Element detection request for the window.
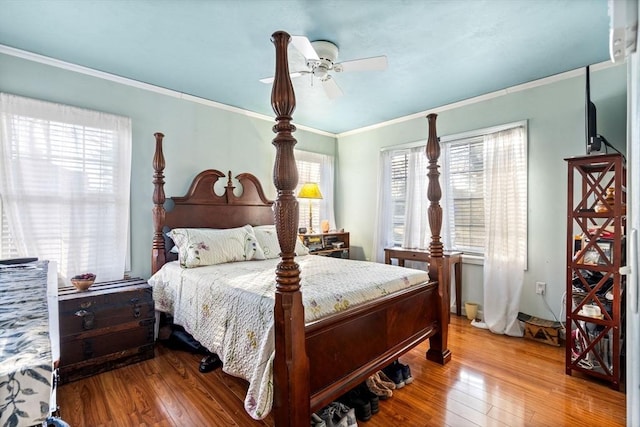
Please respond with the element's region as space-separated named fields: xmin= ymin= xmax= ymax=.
xmin=380 ymin=145 xmax=428 ymax=251
xmin=379 ymin=122 xmax=526 ymax=258
xmin=445 ymin=136 xmax=485 ymax=254
xmin=390 ymin=151 xmax=409 ymax=245
xmin=295 ymin=150 xmax=336 ymax=234
xmin=296 ymin=155 xmax=322 ymax=232
xmin=0 ymin=93 xmax=132 ymax=282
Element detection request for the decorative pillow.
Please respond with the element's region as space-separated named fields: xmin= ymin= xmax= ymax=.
xmin=170 ymin=225 xmax=265 ymax=268
xmin=254 ymin=225 xmax=310 ymax=259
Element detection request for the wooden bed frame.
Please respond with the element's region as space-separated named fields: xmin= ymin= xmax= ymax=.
xmin=151 ymin=30 xmax=450 ymax=427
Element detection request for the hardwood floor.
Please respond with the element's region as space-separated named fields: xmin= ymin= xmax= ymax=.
xmin=57 ymin=315 xmax=626 ymax=426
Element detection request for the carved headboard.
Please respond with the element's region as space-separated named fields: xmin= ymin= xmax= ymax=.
xmin=151 ymin=133 xmax=274 ymax=273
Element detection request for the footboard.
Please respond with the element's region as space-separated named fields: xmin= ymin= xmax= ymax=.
xmin=306 ymin=280 xmax=440 ymax=411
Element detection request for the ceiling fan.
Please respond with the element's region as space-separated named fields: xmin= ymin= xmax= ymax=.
xmin=260 ymin=36 xmax=388 ymax=99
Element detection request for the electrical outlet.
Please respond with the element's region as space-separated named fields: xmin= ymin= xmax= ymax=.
xmin=535 ymin=281 xmax=546 ymax=295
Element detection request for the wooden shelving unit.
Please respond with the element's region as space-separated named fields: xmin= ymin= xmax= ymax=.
xmin=565 ymin=153 xmax=626 ymax=390
xmin=299 ymin=231 xmax=349 ymax=258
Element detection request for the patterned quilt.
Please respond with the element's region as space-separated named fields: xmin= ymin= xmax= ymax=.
xmin=0 ymin=261 xmax=54 ymax=427
xmin=148 ymin=255 xmax=429 ymax=420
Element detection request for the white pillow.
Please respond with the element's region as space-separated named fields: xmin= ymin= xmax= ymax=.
xmin=170 ymin=225 xmax=265 ymax=268
xmin=254 ymin=225 xmax=309 ymax=259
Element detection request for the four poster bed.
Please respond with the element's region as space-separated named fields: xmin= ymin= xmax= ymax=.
xmin=148 ymin=31 xmax=450 ymax=426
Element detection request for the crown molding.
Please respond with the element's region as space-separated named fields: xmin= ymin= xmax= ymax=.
xmin=337 ymin=60 xmax=620 ymax=138
xmin=0 ymin=44 xmax=335 ymax=138
xmin=0 ymin=43 xmax=618 ymax=140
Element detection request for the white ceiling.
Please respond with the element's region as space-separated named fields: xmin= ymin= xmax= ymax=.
xmin=0 ymin=0 xmax=610 ymax=134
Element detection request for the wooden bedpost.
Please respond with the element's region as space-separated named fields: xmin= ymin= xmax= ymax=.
xmin=269 ymin=31 xmax=310 ymax=426
xmin=424 ymin=114 xmax=452 ymax=365
xmin=151 ymin=132 xmax=167 ymax=275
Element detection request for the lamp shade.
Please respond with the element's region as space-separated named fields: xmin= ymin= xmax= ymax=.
xmin=297 ymin=182 xmax=323 ymax=200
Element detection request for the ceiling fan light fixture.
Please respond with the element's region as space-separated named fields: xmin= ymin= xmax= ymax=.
xmin=260 ymin=35 xmax=386 ymax=99
xmin=313 ymin=65 xmax=329 ymax=80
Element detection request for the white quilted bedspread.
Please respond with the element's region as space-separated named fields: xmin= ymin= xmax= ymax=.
xmin=148 ymin=255 xmax=429 ymax=419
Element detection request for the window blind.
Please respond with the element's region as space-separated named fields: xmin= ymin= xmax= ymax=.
xmin=446 ymin=136 xmax=485 ymax=254
xmin=296 ymin=157 xmax=322 ymax=232
xmin=0 ymin=93 xmax=131 ymax=281
xmin=390 ymin=150 xmax=409 ymax=245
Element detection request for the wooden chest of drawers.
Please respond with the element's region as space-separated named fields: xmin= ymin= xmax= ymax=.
xmin=58 ymin=278 xmax=155 ymax=384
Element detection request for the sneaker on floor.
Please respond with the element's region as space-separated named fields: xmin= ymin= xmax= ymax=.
xmin=311 ymin=412 xmax=327 ymax=427
xmin=316 ymin=405 xmax=348 ymax=427
xmin=338 ymin=389 xmax=372 ymax=422
xmin=329 ymin=402 xmax=358 ymax=427
xmin=381 ymin=362 xmax=405 ymax=389
xmin=398 ymin=361 xmax=413 ymax=385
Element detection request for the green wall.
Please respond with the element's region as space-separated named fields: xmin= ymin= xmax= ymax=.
xmin=0 ymin=51 xmax=628 ymax=320
xmin=336 ymin=64 xmax=627 ymax=319
xmin=0 ymin=53 xmax=337 ymax=279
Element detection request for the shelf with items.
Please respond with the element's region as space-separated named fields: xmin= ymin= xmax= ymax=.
xmin=565 ymin=153 xmax=626 ymax=390
xmin=299 ymin=231 xmax=349 ymax=258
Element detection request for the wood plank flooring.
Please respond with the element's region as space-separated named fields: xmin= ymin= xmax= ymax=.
xmin=57 ymin=315 xmax=626 ymax=426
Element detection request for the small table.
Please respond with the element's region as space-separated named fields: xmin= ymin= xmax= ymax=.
xmin=384 ymin=247 xmax=463 ymax=316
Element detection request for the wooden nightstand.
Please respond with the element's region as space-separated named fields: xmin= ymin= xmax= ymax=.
xmin=299 ymin=231 xmax=350 ymax=258
xmin=57 ymin=278 xmax=155 ymax=383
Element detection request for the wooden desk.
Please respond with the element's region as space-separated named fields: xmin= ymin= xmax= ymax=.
xmin=384 ymin=247 xmax=463 ymax=316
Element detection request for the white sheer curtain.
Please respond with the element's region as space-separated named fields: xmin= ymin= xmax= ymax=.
xmin=403 ymin=146 xmax=429 ymax=249
xmin=373 ymin=150 xmax=394 ymax=262
xmin=0 ymin=93 xmax=132 ymax=283
xmin=295 ymin=150 xmax=336 ymax=230
xmin=440 ymin=146 xmax=453 ymax=250
xmin=318 ymin=153 xmax=337 ymax=231
xmin=482 ymin=126 xmax=527 ymax=336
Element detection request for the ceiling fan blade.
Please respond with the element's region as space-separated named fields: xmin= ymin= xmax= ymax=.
xmin=259 ymin=71 xmax=306 ymax=84
xmin=322 ymin=76 xmax=343 ymax=99
xmin=291 ymin=36 xmax=319 ymax=61
xmin=334 ymin=55 xmax=388 ymax=73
